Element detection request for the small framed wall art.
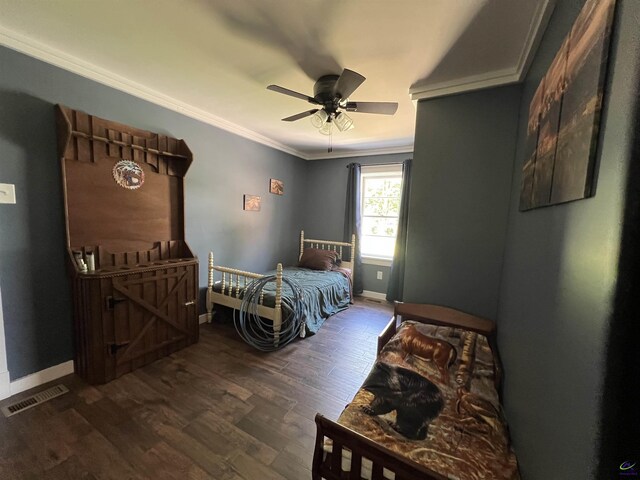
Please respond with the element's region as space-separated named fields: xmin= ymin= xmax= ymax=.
xmin=243 ymin=194 xmax=261 ymax=211
xmin=269 ymin=178 xmax=284 ymax=195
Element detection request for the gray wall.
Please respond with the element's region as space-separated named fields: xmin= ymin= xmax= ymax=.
xmin=497 ymin=1 xmax=640 ymax=478
xmin=403 ymin=85 xmax=521 ymax=319
xmin=361 ymin=264 xmax=389 ymax=294
xmin=303 ymin=152 xmax=411 ymax=294
xmin=0 ymin=46 xmax=307 ymax=380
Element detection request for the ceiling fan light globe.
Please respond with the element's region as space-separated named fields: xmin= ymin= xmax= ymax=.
xmin=311 ymin=110 xmax=329 ymax=128
xmin=318 ymin=122 xmax=333 ymax=136
xmin=334 ymin=112 xmax=354 ymax=132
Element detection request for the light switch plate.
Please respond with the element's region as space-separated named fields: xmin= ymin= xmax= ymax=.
xmin=376 ymin=271 xmax=383 ymax=280
xmin=0 ymin=183 xmax=16 ymax=204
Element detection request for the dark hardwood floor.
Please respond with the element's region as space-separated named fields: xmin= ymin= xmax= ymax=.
xmin=0 ymin=297 xmax=393 ymax=480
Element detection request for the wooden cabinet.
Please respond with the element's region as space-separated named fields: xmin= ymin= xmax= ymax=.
xmin=56 ymin=105 xmax=199 ymax=384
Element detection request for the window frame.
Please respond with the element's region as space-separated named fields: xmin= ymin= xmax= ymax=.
xmin=360 ymin=164 xmax=403 ymax=266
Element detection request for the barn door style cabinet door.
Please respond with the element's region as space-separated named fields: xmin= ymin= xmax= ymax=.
xmin=56 ymin=105 xmax=199 ymax=384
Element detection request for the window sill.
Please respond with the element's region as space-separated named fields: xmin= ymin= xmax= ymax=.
xmin=362 ymin=256 xmax=392 ymax=267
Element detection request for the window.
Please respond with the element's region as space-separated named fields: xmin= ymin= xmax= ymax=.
xmin=360 ymin=164 xmax=403 ymax=262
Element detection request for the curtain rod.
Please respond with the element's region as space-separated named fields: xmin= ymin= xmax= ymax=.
xmin=345 ymin=160 xmax=410 ymax=168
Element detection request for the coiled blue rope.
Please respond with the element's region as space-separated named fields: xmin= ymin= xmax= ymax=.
xmin=234 ymin=275 xmax=305 ymax=351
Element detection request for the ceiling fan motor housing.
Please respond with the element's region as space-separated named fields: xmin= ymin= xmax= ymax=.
xmin=313 ymin=75 xmax=341 ymax=112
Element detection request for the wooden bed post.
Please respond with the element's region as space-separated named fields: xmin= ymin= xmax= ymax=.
xmin=206 ymin=252 xmax=214 ymax=323
xmin=299 ymin=230 xmax=305 ymax=261
xmin=350 ymin=233 xmax=356 ymax=264
xmin=274 ymin=263 xmax=283 ymax=346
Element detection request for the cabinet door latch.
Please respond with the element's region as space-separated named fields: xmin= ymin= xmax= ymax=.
xmin=105 ymin=296 xmax=127 ymax=310
xmin=108 ymin=342 xmax=130 ymax=355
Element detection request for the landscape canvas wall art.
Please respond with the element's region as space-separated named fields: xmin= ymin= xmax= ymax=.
xmin=519 ymin=0 xmax=616 ymax=211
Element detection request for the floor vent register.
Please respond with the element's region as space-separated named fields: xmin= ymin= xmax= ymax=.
xmin=1 ymin=384 xmax=69 ymax=417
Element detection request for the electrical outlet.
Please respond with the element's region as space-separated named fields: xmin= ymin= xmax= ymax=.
xmin=0 ymin=184 xmax=16 ymax=204
xmin=376 ymin=271 xmax=383 ymax=280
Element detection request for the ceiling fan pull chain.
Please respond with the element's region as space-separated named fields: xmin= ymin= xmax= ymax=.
xmin=328 ymin=129 xmax=333 ymax=153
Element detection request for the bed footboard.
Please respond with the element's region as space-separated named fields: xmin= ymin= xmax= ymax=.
xmin=313 ymin=414 xmax=446 ymax=480
xmin=206 ymin=252 xmax=283 ymax=345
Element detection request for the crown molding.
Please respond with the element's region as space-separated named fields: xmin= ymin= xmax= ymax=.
xmin=514 ymin=0 xmax=556 ymax=81
xmin=409 ymin=0 xmax=556 ymax=101
xmin=410 ymin=68 xmax=519 ymax=101
xmin=0 ymin=26 xmax=306 ymax=159
xmin=304 ymin=144 xmax=413 ymax=161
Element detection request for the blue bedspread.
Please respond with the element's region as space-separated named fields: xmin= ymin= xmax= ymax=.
xmin=260 ymin=267 xmax=351 ymax=334
xmin=215 ymin=266 xmax=351 ymax=334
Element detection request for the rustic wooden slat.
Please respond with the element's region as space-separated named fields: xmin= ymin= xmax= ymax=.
xmin=97 ymin=277 xmax=112 ymax=383
xmin=159 ymin=272 xmax=169 ymax=359
xmin=107 ymin=128 xmax=117 ymax=157
xmin=331 ymin=442 xmax=342 ymax=473
xmin=121 ymin=132 xmax=132 ymax=160
xmin=75 ymin=111 xmax=92 ymax=162
xmin=142 ymin=269 xmax=157 ymax=366
xmin=167 ymin=269 xmax=178 ymax=361
xmin=88 ymin=279 xmax=103 ymax=381
xmin=371 ymin=463 xmax=383 ymax=480
xmin=350 ymin=452 xmax=362 ymax=479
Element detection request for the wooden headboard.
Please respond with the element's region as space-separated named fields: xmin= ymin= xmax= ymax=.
xmin=299 ymin=230 xmax=356 ymax=271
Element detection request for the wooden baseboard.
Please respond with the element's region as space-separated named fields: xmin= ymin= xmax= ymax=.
xmin=199 ymin=313 xmax=208 ymax=325
xmin=0 ymin=370 xmax=10 ymax=401
xmin=3 ymin=361 xmax=75 ymax=400
xmin=360 ymin=290 xmax=389 ymax=301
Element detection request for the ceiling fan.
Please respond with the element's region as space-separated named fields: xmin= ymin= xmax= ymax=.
xmin=267 ymin=68 xmax=398 ymax=135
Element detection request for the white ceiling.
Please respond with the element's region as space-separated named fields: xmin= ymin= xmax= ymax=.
xmin=0 ymin=0 xmax=554 ymax=160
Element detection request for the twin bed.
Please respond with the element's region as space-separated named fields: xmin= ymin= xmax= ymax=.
xmin=312 ymin=302 xmax=520 ymax=480
xmin=205 ymin=231 xmax=355 ymax=343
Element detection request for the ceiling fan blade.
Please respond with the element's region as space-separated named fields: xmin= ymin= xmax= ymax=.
xmin=334 ymin=69 xmax=366 ymax=100
xmin=345 ymin=101 xmax=398 ymax=115
xmin=267 ymin=85 xmax=320 ymax=105
xmin=282 ymin=109 xmax=319 ymax=122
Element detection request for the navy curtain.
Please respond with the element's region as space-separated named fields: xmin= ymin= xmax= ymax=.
xmin=344 ymin=162 xmax=363 ymax=294
xmin=386 ymin=159 xmax=412 ymax=302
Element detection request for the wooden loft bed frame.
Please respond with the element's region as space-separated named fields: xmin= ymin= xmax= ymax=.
xmin=312 ymin=302 xmax=504 ymax=480
xmin=205 ymin=230 xmax=356 ymax=345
